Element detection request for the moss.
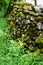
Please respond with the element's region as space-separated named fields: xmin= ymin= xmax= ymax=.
xmin=10 ymin=21 xmax=14 ymax=27
xmin=19 ymin=12 xmax=23 ymax=15
xmin=38 ymin=16 xmax=41 ymax=18
xmin=29 ymin=11 xmax=35 ymax=15
xmin=41 ymin=48 xmax=43 ymax=53
xmin=26 ymin=15 xmax=30 ymax=20
xmin=14 ymin=5 xmax=19 ymax=8
xmin=17 ymin=9 xmax=22 ymax=12
xmin=8 ymin=2 xmax=43 ymax=50
xmin=18 ymin=17 xmax=22 ymax=21
xmin=41 ymin=38 xmax=43 ymax=43
xmin=35 ymin=37 xmax=43 ymax=44
xmin=24 ymin=10 xmax=29 ymax=13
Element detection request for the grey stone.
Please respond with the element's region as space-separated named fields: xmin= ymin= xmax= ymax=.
xmin=37 ymin=22 xmax=42 ymax=29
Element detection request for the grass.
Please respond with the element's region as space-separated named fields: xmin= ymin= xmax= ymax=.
xmin=0 ymin=18 xmax=8 ymax=31
xmin=0 ymin=14 xmax=43 ymax=65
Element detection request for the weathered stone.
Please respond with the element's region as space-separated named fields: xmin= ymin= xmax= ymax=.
xmin=8 ymin=2 xmax=43 ymax=50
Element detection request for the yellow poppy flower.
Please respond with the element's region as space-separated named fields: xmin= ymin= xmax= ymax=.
xmin=19 ymin=41 xmax=24 ymax=46
xmin=22 ymin=34 xmax=25 ymax=37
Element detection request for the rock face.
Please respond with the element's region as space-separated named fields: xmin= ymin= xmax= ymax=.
xmin=8 ymin=2 xmax=43 ymax=49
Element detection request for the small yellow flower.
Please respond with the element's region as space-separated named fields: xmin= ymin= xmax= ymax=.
xmin=22 ymin=34 xmax=25 ymax=37
xmin=19 ymin=41 xmax=24 ymax=46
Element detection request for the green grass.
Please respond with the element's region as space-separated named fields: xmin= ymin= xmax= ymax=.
xmin=0 ymin=9 xmax=43 ymax=65
xmin=0 ymin=18 xmax=8 ymax=31
xmin=0 ymin=37 xmax=43 ymax=65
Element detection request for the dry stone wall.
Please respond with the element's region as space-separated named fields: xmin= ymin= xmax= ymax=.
xmin=8 ymin=2 xmax=43 ymax=50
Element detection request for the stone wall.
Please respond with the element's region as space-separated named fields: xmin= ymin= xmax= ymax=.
xmin=8 ymin=2 xmax=43 ymax=50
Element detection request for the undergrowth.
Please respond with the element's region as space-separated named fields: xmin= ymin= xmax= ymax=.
xmin=0 ymin=21 xmax=43 ymax=65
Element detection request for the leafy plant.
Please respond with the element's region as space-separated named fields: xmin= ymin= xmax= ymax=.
xmin=35 ymin=37 xmax=43 ymax=48
xmin=0 ymin=0 xmax=10 ymax=16
xmin=0 ymin=18 xmax=8 ymax=31
xmin=0 ymin=28 xmax=43 ymax=65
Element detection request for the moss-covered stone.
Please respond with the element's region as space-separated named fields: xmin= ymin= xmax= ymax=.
xmin=7 ymin=2 xmax=43 ymax=50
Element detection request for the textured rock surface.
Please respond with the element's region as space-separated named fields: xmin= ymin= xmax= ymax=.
xmin=8 ymin=2 xmax=43 ymax=50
